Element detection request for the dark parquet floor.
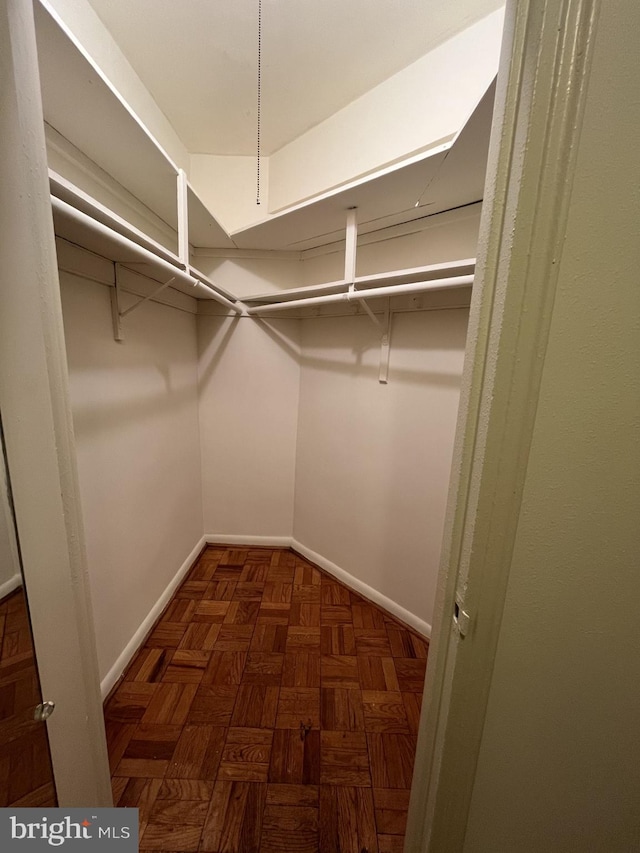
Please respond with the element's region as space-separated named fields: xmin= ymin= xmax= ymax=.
xmin=105 ymin=546 xmax=429 ymax=852
xmin=0 ymin=587 xmax=57 ymax=807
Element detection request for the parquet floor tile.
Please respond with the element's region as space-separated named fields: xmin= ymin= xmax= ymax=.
xmin=275 ymin=687 xmax=320 ymax=730
xmin=232 ymin=685 xmax=279 ymax=728
xmin=0 ymin=588 xmax=56 ymax=807
xmin=320 ymin=687 xmax=364 ymax=732
xmin=319 ymin=785 xmax=378 ymax=853
xmin=105 ymin=546 xmax=428 ymax=852
xmin=269 ymin=728 xmax=320 ymax=786
xmin=218 ymin=727 xmax=273 ymax=782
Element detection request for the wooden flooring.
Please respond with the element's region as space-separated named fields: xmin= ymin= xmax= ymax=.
xmin=0 ymin=587 xmax=57 ymax=807
xmin=105 ymin=546 xmax=428 ymax=853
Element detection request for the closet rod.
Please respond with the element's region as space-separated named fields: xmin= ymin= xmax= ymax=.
xmin=246 ymin=274 xmax=474 ymax=315
xmin=50 ymin=196 xmax=243 ymax=314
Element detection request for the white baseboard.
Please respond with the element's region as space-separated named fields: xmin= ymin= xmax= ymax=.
xmin=205 ymin=534 xmax=293 ymax=548
xmin=100 ymin=536 xmax=207 ymax=699
xmin=292 ymin=539 xmax=432 ymax=639
xmin=0 ymin=573 xmax=22 ymax=601
xmin=206 ymin=533 xmax=431 ymax=637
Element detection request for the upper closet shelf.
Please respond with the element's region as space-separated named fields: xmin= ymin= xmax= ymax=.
xmin=34 ymin=0 xmax=494 ymax=259
xmin=49 ymin=171 xmax=180 ymax=267
xmin=229 ymin=82 xmax=495 ymax=253
xmin=187 ymin=182 xmax=236 ymax=251
xmin=50 ymin=194 xmax=241 ymax=314
xmin=35 ymin=1 xmax=179 ymax=234
xmin=35 ymin=0 xmax=493 ymax=335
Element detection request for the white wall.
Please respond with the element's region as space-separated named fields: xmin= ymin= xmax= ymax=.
xmin=60 ymin=271 xmax=203 ymax=686
xmin=194 ymin=255 xmax=301 ymax=299
xmin=190 ymin=155 xmax=269 ymax=235
xmin=294 ymin=310 xmax=468 ymax=632
xmin=197 ymin=314 xmax=300 ymax=539
xmin=463 ymin=0 xmax=640 ymax=848
xmin=291 ymin=208 xmax=479 ymax=631
xmin=195 ymin=254 xmax=301 ymax=540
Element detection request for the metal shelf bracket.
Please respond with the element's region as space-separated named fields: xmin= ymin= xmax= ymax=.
xmin=110 ymin=263 xmax=123 ymax=342
xmin=110 ymin=263 xmax=176 ymax=341
xmin=344 ymin=207 xmax=357 ymax=284
xmin=379 ymin=299 xmax=392 ymax=384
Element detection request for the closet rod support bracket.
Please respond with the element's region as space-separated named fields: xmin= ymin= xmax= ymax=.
xmin=111 ymin=264 xmax=177 ymax=341
xmin=379 ymin=299 xmax=392 ymax=384
xmin=344 ymin=208 xmax=358 ymax=284
xmin=119 ymin=275 xmax=176 ymax=319
xmin=111 ymin=263 xmax=124 ymax=342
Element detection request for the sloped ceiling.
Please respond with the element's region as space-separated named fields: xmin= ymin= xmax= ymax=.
xmin=86 ymin=0 xmax=504 ymax=156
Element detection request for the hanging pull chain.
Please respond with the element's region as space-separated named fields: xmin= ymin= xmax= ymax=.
xmin=256 ymin=0 xmax=262 ymax=205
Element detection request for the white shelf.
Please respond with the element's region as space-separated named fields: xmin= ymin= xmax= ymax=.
xmin=35 ymin=2 xmax=179 ymax=233
xmin=36 ymin=0 xmax=492 ymax=324
xmin=187 ymin=183 xmax=236 ymax=250
xmin=230 ymin=82 xmax=494 ymax=253
xmin=49 ymin=171 xmax=181 ymax=267
xmin=50 ymin=193 xmax=233 ymax=304
xmin=35 ymin=0 xmax=494 ymax=260
xmin=243 ymin=259 xmax=476 ymax=305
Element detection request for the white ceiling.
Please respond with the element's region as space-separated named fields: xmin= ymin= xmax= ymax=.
xmin=86 ymin=0 xmax=504 ymax=156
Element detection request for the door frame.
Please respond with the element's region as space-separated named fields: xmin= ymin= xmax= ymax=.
xmin=405 ymin=0 xmax=600 ymax=849
xmin=0 ymin=0 xmax=112 ymax=806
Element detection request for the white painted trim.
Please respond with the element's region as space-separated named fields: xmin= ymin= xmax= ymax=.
xmin=100 ymin=536 xmax=206 ymax=698
xmin=0 ymin=574 xmax=22 ymax=601
xmin=406 ymin=1 xmax=602 ymax=849
xmin=0 ymin=0 xmax=111 ymax=806
xmin=205 ymin=534 xmax=293 ymax=548
xmin=292 ymin=539 xmax=431 ymax=639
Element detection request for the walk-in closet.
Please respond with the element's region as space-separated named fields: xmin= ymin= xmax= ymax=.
xmin=2 ymin=0 xmax=505 ymax=849
xmin=4 ymin=0 xmax=640 ymax=850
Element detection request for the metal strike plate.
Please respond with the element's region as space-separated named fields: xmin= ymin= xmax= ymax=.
xmin=453 ymin=595 xmax=471 ymax=637
xmin=34 ymin=701 xmax=55 ymax=722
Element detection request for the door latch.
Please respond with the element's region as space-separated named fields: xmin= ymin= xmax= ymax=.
xmin=453 ymin=594 xmax=471 ymax=637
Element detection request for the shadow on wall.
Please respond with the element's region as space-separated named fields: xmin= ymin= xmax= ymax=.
xmin=61 ymin=273 xmax=200 ymax=436
xmin=299 ymin=311 xmax=467 ymax=386
xmin=229 ymin=311 xmax=467 ymax=386
xmin=196 ymin=315 xmax=242 ymax=389
xmin=298 ymin=355 xmax=462 ymax=387
xmin=70 ymin=383 xmax=197 ymax=437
